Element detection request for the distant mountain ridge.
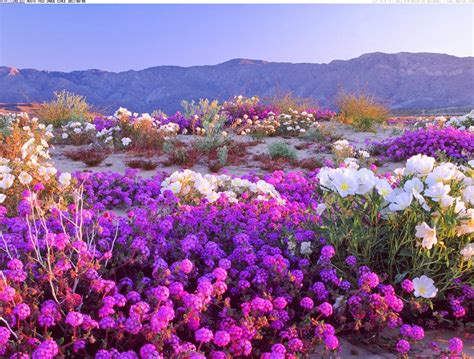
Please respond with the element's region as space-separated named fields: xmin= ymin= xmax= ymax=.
xmin=1 ymin=52 xmax=473 ymax=113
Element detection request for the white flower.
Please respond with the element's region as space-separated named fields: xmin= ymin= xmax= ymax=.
xmin=344 ymin=157 xmax=359 ymax=170
xmin=425 ymin=164 xmax=456 ymax=186
xmin=460 ymin=243 xmax=474 ymax=261
xmin=0 ymin=194 xmax=5 ymax=203
xmin=0 ymin=174 xmax=15 ymax=190
xmin=300 ymin=241 xmax=312 ymax=255
xmin=404 ymin=178 xmax=424 ymax=194
xmin=168 ymin=182 xmax=182 ymax=194
xmin=0 ymin=165 xmax=12 ymax=174
xmin=424 ymin=183 xmax=451 ymax=203
xmin=406 ymin=154 xmax=436 ymax=176
xmin=331 ymin=170 xmax=359 ymax=197
xmin=121 ymin=137 xmax=132 ymax=147
xmin=462 ymin=185 xmax=474 ymax=206
xmin=412 ymin=275 xmax=438 ymax=298
xmin=375 ymin=178 xmax=393 ymax=199
xmin=58 ymin=172 xmax=72 ymax=187
xmin=387 ymin=189 xmax=413 ymax=212
xmin=456 ymin=208 xmax=474 ymax=236
xmin=355 ymin=168 xmax=376 ymax=195
xmin=415 ymin=222 xmax=437 ymax=250
xmin=358 ymin=150 xmax=370 ymax=158
xmin=316 ymin=203 xmax=327 ymax=215
xmin=18 ymin=171 xmax=33 ymax=185
xmin=62 ymin=133 xmax=69 ymax=139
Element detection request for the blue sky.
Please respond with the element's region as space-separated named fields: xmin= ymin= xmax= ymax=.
xmin=0 ymin=4 xmax=472 ymax=72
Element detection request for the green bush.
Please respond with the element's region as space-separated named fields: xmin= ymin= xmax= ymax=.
xmin=268 ymin=142 xmax=297 ymax=161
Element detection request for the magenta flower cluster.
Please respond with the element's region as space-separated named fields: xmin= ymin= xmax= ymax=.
xmin=0 ymin=168 xmax=470 ymax=358
xmin=372 ymin=126 xmax=474 ymax=162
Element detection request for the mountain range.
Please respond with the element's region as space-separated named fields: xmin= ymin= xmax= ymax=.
xmin=1 ymin=52 xmax=473 ymax=113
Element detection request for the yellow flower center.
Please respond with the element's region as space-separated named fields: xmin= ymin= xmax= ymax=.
xmin=418 ymin=286 xmax=427 ymax=295
xmin=340 ymin=183 xmax=349 ymax=191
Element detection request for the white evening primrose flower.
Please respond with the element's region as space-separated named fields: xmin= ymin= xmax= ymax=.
xmin=331 ymin=170 xmax=359 ymax=197
xmin=358 ymin=150 xmax=370 ymax=158
xmin=205 ymin=191 xmax=220 ymax=203
xmin=404 ymin=178 xmax=424 ymax=194
xmin=424 ymin=183 xmax=451 ymax=202
xmin=0 ymin=174 xmax=15 ymax=190
xmin=355 ymin=168 xmax=376 ymax=195
xmin=0 ymin=165 xmax=12 ymax=174
xmin=0 ymin=194 xmax=5 ymax=203
xmin=424 ymin=165 xmax=456 ymax=188
xmin=387 ymin=189 xmax=413 ymax=212
xmin=415 ymin=222 xmax=437 ymax=250
xmin=462 ymin=185 xmax=474 ymax=206
xmin=405 ymin=154 xmax=436 ymax=176
xmin=344 ymin=158 xmax=359 ymax=170
xmin=18 ymin=171 xmax=33 ymax=185
xmin=456 ymin=208 xmax=474 ymax=236
xmin=412 ymin=275 xmax=438 ymax=298
xmin=62 ymin=133 xmax=69 ymax=139
xmin=300 ymin=241 xmax=312 ymax=255
xmin=375 ymin=178 xmax=393 ymax=199
xmin=460 ymin=243 xmax=474 ymax=261
xmin=166 ymin=181 xmax=182 ymax=194
xmin=439 ymin=195 xmax=455 ymax=209
xmin=121 ymin=137 xmax=132 ymax=147
xmin=58 ymin=172 xmax=72 ymax=187
xmin=316 ymin=203 xmax=327 ymax=215
xmin=469 ymin=160 xmax=474 ymax=168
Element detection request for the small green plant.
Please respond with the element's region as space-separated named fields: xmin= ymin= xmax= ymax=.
xmin=163 ymin=140 xmax=196 ymax=167
xmin=268 ymin=142 xmax=297 ymax=161
xmin=193 ymin=115 xmax=229 ymax=154
xmin=217 ymin=145 xmax=228 ymax=166
xmin=37 ymin=90 xmax=92 ymax=127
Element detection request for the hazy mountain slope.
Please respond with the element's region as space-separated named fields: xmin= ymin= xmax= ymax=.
xmin=1 ymin=52 xmax=473 ymax=113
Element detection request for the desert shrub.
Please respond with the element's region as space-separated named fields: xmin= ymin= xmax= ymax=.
xmin=125 ymin=158 xmax=159 ymax=170
xmin=372 ymin=126 xmax=474 ymax=163
xmin=299 ymin=158 xmax=323 ymax=171
xmin=37 ymin=90 xmax=93 ymax=127
xmin=303 ymin=123 xmax=340 ymax=144
xmin=315 ymin=155 xmax=474 ymax=297
xmin=163 ymin=140 xmax=197 ymax=167
xmin=268 ymin=142 xmax=297 ymax=161
xmin=193 ymin=112 xmax=229 ymax=154
xmin=64 ymin=146 xmax=111 ymax=167
xmin=268 ymin=92 xmax=318 ymax=114
xmin=181 ymin=98 xmax=221 ymax=128
xmin=336 ymin=91 xmax=388 ymax=131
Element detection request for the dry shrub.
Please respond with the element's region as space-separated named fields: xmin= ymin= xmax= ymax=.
xmin=298 ymin=158 xmax=323 ymax=171
xmin=336 ymin=91 xmax=389 ymax=131
xmin=65 ymin=147 xmax=111 ymax=167
xmin=125 ymin=159 xmax=159 ymax=170
xmin=267 ymin=92 xmax=318 ymax=113
xmin=37 ymin=90 xmax=93 ymax=127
